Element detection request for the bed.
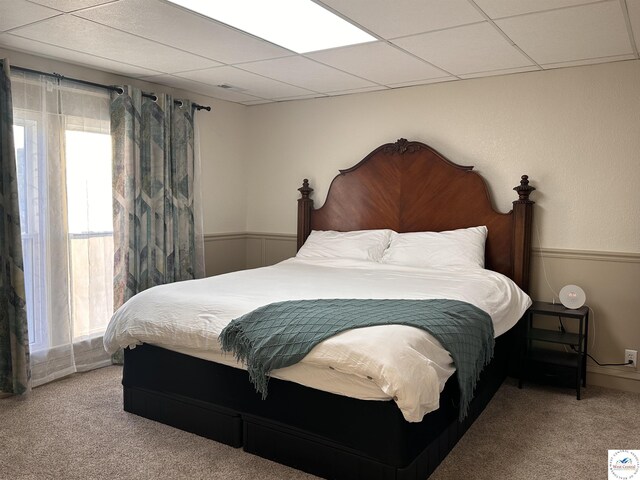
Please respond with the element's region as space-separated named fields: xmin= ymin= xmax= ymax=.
xmin=108 ymin=138 xmax=535 ymax=479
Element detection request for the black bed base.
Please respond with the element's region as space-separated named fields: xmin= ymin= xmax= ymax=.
xmin=122 ymin=332 xmax=513 ymax=479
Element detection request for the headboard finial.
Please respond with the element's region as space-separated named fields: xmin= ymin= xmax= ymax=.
xmin=513 ymin=175 xmax=535 ymax=203
xmin=298 ymin=178 xmax=313 ymax=199
xmin=297 ymin=179 xmax=314 ymax=251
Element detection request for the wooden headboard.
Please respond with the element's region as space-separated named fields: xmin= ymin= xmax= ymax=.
xmin=297 ymin=139 xmax=535 ymax=292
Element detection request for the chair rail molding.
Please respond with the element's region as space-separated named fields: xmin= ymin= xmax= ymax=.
xmin=532 ymin=247 xmax=640 ymax=263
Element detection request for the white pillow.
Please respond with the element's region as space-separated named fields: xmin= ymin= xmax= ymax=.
xmin=296 ymin=229 xmax=393 ymax=262
xmin=381 ymin=226 xmax=488 ymax=269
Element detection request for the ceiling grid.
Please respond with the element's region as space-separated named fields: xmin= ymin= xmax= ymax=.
xmin=0 ymin=0 xmax=637 ymax=104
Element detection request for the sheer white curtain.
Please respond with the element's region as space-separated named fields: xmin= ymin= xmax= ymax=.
xmin=11 ymin=71 xmax=113 ymax=387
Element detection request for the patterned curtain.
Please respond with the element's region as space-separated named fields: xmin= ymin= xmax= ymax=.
xmin=111 ymin=87 xmax=203 ymax=310
xmin=0 ymin=59 xmax=30 ymax=395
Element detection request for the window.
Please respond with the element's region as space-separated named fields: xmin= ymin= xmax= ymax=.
xmin=65 ymin=130 xmax=114 ymax=339
xmin=66 ymin=131 xmax=113 ymax=234
xmin=13 ymin=122 xmax=43 ymax=348
xmin=11 ymin=72 xmax=113 ymax=385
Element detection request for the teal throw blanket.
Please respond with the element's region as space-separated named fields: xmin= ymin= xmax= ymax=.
xmin=220 ymin=298 xmax=494 ymax=420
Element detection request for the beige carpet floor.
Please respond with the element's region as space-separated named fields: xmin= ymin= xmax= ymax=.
xmin=1 ymin=366 xmax=638 ymax=480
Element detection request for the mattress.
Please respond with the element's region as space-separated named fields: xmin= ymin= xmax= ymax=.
xmin=104 ymin=257 xmax=531 ymax=422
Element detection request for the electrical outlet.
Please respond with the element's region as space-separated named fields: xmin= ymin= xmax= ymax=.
xmin=625 ymin=349 xmax=637 ymax=368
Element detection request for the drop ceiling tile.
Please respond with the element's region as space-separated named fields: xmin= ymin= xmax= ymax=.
xmin=275 ymin=93 xmax=327 ymax=102
xmin=238 ymin=56 xmax=377 ymax=93
xmin=321 ymin=0 xmax=485 ymax=38
xmin=388 ymin=77 xmax=457 ymax=88
xmin=0 ymin=0 xmax=59 ymax=32
xmin=392 ymin=22 xmax=533 ymax=75
xmin=29 ymin=0 xmax=116 ymax=12
xmin=1 ymin=0 xmax=637 ymax=107
xmin=141 ymin=73 xmax=264 ymax=103
xmin=458 ymin=65 xmax=541 ymax=79
xmin=10 ymin=15 xmax=220 ymax=74
xmin=307 ymin=42 xmax=448 ymax=85
xmin=473 ymin=0 xmax=602 ymax=19
xmin=75 ymin=0 xmax=293 ymax=64
xmin=193 ymin=87 xmax=264 ymax=104
xmin=629 ymin=0 xmax=640 ymax=52
xmin=326 ymin=85 xmax=389 ymax=96
xmin=496 ymin=2 xmax=633 ymax=65
xmin=242 ymin=99 xmax=273 ymax=106
xmin=0 ymin=33 xmax=161 ymax=77
xmin=176 ymin=66 xmax=315 ymax=100
xmin=540 ymin=54 xmax=637 ymax=70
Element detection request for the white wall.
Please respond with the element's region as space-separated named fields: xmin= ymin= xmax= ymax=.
xmin=245 ymin=60 xmax=640 ymax=255
xmin=0 ymin=47 xmax=250 ymax=234
xmin=196 ymin=94 xmax=248 ymax=234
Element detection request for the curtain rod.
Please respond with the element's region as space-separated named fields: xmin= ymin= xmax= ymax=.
xmin=11 ymin=65 xmax=212 ymax=112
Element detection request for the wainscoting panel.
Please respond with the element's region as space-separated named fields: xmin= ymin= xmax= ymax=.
xmin=204 ymin=232 xmax=296 ymax=276
xmin=246 ymin=233 xmax=297 ymax=269
xmin=204 ymin=233 xmax=248 ymax=277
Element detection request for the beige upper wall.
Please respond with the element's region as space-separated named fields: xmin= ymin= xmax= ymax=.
xmin=0 ymin=47 xmax=249 ymax=235
xmin=3 ymin=48 xmax=639 ymax=253
xmin=245 ymin=60 xmax=640 ymax=254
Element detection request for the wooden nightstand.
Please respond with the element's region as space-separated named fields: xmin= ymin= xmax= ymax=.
xmin=518 ymin=301 xmax=589 ymax=399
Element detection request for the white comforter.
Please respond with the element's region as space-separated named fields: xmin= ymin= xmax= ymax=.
xmin=104 ymin=258 xmax=531 ymax=422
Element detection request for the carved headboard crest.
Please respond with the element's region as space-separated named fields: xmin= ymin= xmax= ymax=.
xmin=382 ymin=138 xmax=424 ymax=154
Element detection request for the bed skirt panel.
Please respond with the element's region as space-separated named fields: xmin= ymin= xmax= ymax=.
xmin=123 ymin=385 xmax=243 ymax=447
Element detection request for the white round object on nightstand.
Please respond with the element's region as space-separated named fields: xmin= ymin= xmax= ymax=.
xmin=559 ymin=284 xmax=586 ymax=309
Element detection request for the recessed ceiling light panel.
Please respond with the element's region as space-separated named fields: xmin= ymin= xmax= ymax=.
xmin=167 ymin=0 xmax=376 ymax=53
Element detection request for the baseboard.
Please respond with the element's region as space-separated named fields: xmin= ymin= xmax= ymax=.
xmin=587 ymin=365 xmax=640 ymax=393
